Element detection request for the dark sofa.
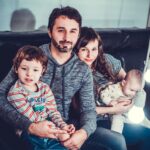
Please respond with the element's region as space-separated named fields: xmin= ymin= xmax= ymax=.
xmin=0 ymin=28 xmax=150 ymax=150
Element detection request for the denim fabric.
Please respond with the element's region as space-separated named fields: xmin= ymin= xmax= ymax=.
xmin=21 ymin=132 xmax=67 ymax=150
xmin=81 ymin=122 xmax=127 ymax=150
xmin=123 ymin=123 xmax=150 ymax=150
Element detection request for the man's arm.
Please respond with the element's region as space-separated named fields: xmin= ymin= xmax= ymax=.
xmin=78 ymin=68 xmax=97 ymax=137
xmin=62 ymin=68 xmax=96 ymax=149
xmin=0 ymin=68 xmax=31 ymax=131
xmin=45 ymin=85 xmax=67 ymax=128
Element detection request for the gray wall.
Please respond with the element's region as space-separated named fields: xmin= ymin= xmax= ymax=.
xmin=0 ymin=0 xmax=149 ymax=31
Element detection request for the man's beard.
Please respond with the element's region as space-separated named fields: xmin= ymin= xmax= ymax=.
xmin=51 ymin=37 xmax=73 ymax=53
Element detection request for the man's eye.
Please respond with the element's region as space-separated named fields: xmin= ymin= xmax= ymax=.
xmin=58 ymin=29 xmax=64 ymax=32
xmin=70 ymin=30 xmax=76 ymax=33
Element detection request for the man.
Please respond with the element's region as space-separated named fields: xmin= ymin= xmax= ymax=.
xmin=0 ymin=6 xmax=126 ymax=150
xmin=39 ymin=6 xmax=97 ymax=149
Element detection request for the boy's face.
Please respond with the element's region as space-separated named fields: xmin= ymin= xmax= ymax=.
xmin=48 ymin=15 xmax=80 ymax=53
xmin=16 ymin=59 xmax=44 ymax=88
xmin=122 ymin=78 xmax=141 ymax=98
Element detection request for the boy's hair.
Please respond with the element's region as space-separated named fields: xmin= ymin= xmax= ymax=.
xmin=48 ymin=6 xmax=82 ymax=32
xmin=125 ymin=69 xmax=143 ymax=86
xmin=13 ymin=45 xmax=48 ymax=73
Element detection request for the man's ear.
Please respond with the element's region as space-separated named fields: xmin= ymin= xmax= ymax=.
xmin=78 ymin=32 xmax=80 ymax=38
xmin=77 ymin=32 xmax=80 ymax=41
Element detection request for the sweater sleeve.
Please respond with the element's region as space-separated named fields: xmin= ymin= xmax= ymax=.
xmin=45 ymin=86 xmax=67 ymax=128
xmin=0 ymin=67 xmax=31 ymax=131
xmin=105 ymin=54 xmax=122 ymax=76
xmin=79 ymin=67 xmax=97 ymax=137
xmin=7 ymin=87 xmax=42 ymax=122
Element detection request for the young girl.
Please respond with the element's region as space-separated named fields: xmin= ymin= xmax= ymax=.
xmin=75 ymin=26 xmax=150 ymax=150
xmin=7 ymin=45 xmax=75 ymax=150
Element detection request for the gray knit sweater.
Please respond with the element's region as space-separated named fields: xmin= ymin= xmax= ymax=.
xmin=40 ymin=44 xmax=96 ymax=136
xmin=0 ymin=43 xmax=96 ymax=136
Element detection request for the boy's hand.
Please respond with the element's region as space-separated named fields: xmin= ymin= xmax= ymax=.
xmin=62 ymin=124 xmax=75 ymax=134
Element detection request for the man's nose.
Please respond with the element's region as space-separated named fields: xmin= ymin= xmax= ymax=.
xmin=64 ymin=31 xmax=70 ymax=41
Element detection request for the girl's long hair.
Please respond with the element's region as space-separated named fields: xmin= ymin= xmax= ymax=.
xmin=75 ymin=27 xmax=115 ymax=81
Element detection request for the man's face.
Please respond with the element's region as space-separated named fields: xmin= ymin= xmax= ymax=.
xmin=48 ymin=15 xmax=80 ymax=53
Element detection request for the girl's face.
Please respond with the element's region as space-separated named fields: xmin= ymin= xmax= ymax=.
xmin=78 ymin=39 xmax=99 ymax=67
xmin=16 ymin=59 xmax=44 ymax=89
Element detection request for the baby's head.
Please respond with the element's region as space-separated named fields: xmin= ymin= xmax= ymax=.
xmin=13 ymin=45 xmax=48 ymax=85
xmin=121 ymin=69 xmax=142 ymax=98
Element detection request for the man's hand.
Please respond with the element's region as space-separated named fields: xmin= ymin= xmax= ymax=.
xmin=61 ymin=129 xmax=88 ymax=150
xmin=28 ymin=120 xmax=67 ymax=139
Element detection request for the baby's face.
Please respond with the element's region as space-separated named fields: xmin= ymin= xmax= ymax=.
xmin=122 ymin=79 xmax=141 ymax=98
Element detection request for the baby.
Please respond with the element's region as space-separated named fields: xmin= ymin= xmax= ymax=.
xmin=7 ymin=45 xmax=75 ymax=144
xmin=98 ymin=69 xmax=142 ymax=133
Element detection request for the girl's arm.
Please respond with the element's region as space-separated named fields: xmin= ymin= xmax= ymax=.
xmin=96 ymin=100 xmax=133 ymax=115
xmin=117 ymin=68 xmax=126 ymax=80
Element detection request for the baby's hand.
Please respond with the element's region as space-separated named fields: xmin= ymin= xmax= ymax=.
xmin=62 ymin=124 xmax=75 ymax=134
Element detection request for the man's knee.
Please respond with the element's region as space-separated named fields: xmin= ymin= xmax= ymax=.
xmin=87 ymin=127 xmax=127 ymax=150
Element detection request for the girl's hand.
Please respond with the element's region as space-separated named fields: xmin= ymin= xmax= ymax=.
xmin=112 ymin=100 xmax=133 ymax=115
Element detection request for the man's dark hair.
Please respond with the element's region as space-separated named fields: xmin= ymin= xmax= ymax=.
xmin=48 ymin=6 xmax=82 ymax=32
